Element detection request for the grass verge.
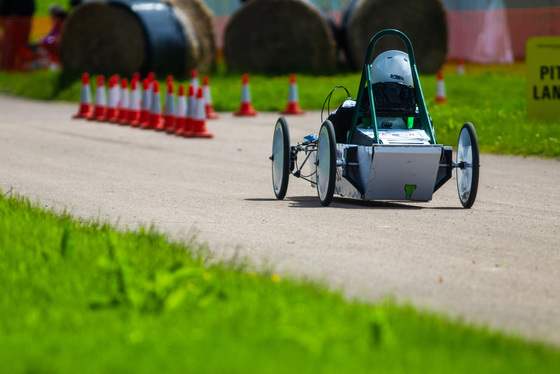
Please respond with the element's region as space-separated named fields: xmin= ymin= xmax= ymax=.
xmin=1 ymin=190 xmax=559 ymax=373
xmin=35 ymin=0 xmax=68 ymax=16
xmin=0 ymin=63 xmax=559 ymax=157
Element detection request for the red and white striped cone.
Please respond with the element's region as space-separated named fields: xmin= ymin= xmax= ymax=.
xmin=106 ymin=76 xmax=120 ymax=123
xmin=116 ymin=78 xmax=129 ymax=124
xmin=72 ymin=72 xmax=92 ymax=119
xmin=113 ymin=74 xmax=121 ymax=108
xmin=164 ymin=74 xmax=174 ymax=117
xmin=435 ymin=71 xmax=447 ymax=104
xmin=145 ymin=72 xmax=155 ymax=103
xmin=191 ymin=86 xmax=214 ymax=138
xmin=126 ymin=77 xmax=141 ymax=126
xmin=173 ymin=84 xmax=187 ymax=135
xmin=281 ymin=74 xmax=305 ymax=115
xmin=203 ymin=76 xmax=219 ymax=119
xmin=180 ymin=84 xmax=196 ymax=137
xmin=88 ymin=75 xmax=107 ymax=122
xmin=134 ymin=78 xmax=151 ymax=127
xmin=143 ymin=81 xmax=164 ymax=130
xmin=163 ymin=81 xmax=175 ymax=133
xmin=190 ymin=68 xmax=199 ymax=92
xmin=234 ymin=74 xmax=258 ymax=116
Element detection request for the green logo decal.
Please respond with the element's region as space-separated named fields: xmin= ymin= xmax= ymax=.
xmin=405 ymin=184 xmax=417 ymax=200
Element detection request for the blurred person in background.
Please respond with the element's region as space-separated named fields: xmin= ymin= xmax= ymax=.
xmin=0 ymin=0 xmax=35 ymax=70
xmin=29 ymin=4 xmax=67 ymax=69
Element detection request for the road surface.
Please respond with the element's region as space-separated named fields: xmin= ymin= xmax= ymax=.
xmin=1 ymin=95 xmax=559 ymax=345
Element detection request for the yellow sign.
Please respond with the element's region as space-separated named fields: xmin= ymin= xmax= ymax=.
xmin=526 ymin=37 xmax=560 ymax=122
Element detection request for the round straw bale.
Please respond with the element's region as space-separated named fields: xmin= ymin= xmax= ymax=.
xmin=343 ymin=0 xmax=447 ymax=74
xmin=167 ymin=3 xmax=201 ymax=72
xmin=60 ymin=1 xmax=145 ymax=76
xmin=165 ymin=0 xmax=216 ymax=72
xmin=224 ymin=0 xmax=337 ymax=74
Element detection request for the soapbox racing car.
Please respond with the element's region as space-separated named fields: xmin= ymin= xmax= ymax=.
xmin=270 ymin=29 xmax=479 ymax=208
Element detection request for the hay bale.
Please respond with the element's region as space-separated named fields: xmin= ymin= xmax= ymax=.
xmin=343 ymin=0 xmax=447 ymax=74
xmin=60 ymin=1 xmax=146 ymax=76
xmin=59 ymin=0 xmax=206 ymax=77
xmin=224 ymin=0 xmax=337 ymax=74
xmin=166 ymin=0 xmax=216 ymax=72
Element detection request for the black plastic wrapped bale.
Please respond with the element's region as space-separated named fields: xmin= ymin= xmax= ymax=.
xmin=59 ymin=0 xmax=191 ymax=77
xmin=342 ymin=0 xmax=447 ymax=74
xmin=224 ymin=0 xmax=338 ymax=74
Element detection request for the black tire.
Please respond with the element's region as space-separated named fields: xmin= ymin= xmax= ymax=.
xmin=271 ymin=117 xmax=290 ymax=200
xmin=316 ymin=120 xmax=337 ymax=206
xmin=456 ymin=122 xmax=480 ymax=208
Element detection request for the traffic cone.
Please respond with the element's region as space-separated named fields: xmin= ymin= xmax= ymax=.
xmin=113 ymin=74 xmax=121 ymax=108
xmin=234 ymin=74 xmax=257 ymax=116
xmin=179 ymin=84 xmax=195 ymax=137
xmin=435 ymin=71 xmax=447 ymax=104
xmin=172 ymin=84 xmax=187 ymax=135
xmin=72 ymin=72 xmax=92 ymax=119
xmin=163 ymin=76 xmax=173 ymax=108
xmin=106 ymin=76 xmax=120 ymax=123
xmin=134 ymin=78 xmax=151 ymax=127
xmin=116 ymin=78 xmax=129 ymax=124
xmin=191 ymin=87 xmax=214 ymax=138
xmin=89 ymin=75 xmax=107 ymax=121
xmin=281 ymin=74 xmax=305 ymax=115
xmin=163 ymin=81 xmax=176 ymax=133
xmin=143 ymin=81 xmax=164 ymax=130
xmin=457 ymin=59 xmax=465 ymax=75
xmin=126 ymin=77 xmax=141 ymax=126
xmin=163 ymin=75 xmax=173 ymax=119
xmin=203 ymin=76 xmax=219 ymax=119
xmin=190 ymin=68 xmax=199 ymax=92
xmin=146 ymin=71 xmax=155 ymax=100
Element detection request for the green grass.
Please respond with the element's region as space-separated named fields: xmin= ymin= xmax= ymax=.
xmin=1 ymin=191 xmax=560 ymax=373
xmin=35 ymin=0 xmax=69 ymax=16
xmin=0 ymin=63 xmax=559 ymax=157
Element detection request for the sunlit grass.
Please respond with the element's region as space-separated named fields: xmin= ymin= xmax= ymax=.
xmin=1 ymin=191 xmax=559 ymax=373
xmin=35 ymin=0 xmax=68 ymax=16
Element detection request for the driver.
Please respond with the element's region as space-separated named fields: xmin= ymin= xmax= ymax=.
xmin=369 ymin=50 xmax=415 ymax=130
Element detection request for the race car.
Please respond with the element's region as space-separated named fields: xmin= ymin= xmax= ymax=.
xmin=270 ymin=29 xmax=479 ymax=208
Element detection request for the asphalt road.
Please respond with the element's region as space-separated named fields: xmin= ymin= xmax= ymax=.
xmin=1 ymin=95 xmax=559 ymax=346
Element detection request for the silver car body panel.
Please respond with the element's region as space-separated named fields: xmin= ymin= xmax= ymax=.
xmin=333 ymin=128 xmax=442 ymax=201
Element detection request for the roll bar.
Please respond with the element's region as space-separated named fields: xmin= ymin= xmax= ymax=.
xmin=347 ymin=29 xmax=437 ymax=144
